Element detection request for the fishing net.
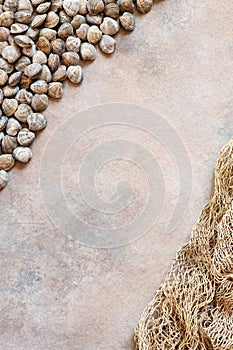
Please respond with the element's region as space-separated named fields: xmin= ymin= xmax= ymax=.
xmin=135 ymin=137 xmax=233 ymax=349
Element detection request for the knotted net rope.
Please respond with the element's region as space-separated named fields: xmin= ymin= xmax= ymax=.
xmin=135 ymin=137 xmax=233 ymax=349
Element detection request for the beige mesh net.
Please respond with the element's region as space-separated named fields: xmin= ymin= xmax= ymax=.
xmin=135 ymin=138 xmax=233 ymax=349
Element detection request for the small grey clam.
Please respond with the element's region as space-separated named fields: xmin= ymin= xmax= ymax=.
xmin=0 ymin=169 xmax=8 ymax=190
xmin=0 ymin=68 xmax=8 ymax=86
xmin=8 ymin=71 xmax=22 ymax=86
xmin=0 ymin=154 xmax=15 ymax=171
xmin=67 ymin=65 xmax=83 ymax=84
xmin=2 ymin=98 xmax=18 ymax=116
xmin=31 ymin=93 xmax=49 ymax=112
xmin=65 ymin=36 xmax=81 ymax=53
xmin=87 ymin=0 xmax=104 ymax=15
xmin=3 ymin=85 xmax=19 ymax=98
xmin=48 ymin=53 xmax=60 ymax=72
xmin=2 ymin=44 xmax=21 ymax=63
xmin=119 ymin=12 xmax=135 ymax=31
xmin=136 ymin=0 xmax=152 ymax=13
xmin=48 ymin=82 xmax=63 ymax=99
xmin=6 ymin=117 xmax=22 ymax=136
xmin=71 ymin=14 xmax=86 ymax=30
xmin=100 ymin=17 xmax=119 ymax=35
xmin=30 ymin=80 xmax=48 ymax=94
xmin=32 ymin=50 xmax=47 ymax=65
xmin=62 ymin=51 xmax=80 ymax=66
xmin=63 ymin=0 xmax=79 ymax=17
xmin=15 ymin=103 xmax=32 ymax=123
xmin=99 ymin=34 xmax=116 ymax=54
xmin=27 ymin=112 xmax=47 ymax=131
xmin=52 ymin=65 xmax=67 ymax=82
xmin=76 ymin=23 xmax=90 ymax=41
xmin=15 ymin=88 xmax=33 ymax=104
xmin=44 ymin=11 xmax=59 ymax=28
xmin=13 ymin=146 xmax=32 ymax=163
xmin=17 ymin=128 xmax=35 ymax=146
xmin=80 ymin=42 xmax=97 ymax=61
xmin=87 ymin=25 xmax=102 ymax=44
xmin=1 ymin=135 xmax=18 ymax=153
xmin=24 ymin=63 xmax=42 ymax=79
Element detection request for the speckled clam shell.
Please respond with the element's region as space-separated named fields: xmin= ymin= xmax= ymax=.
xmin=52 ymin=65 xmax=67 ymax=82
xmin=2 ymin=44 xmax=21 ymax=63
xmin=39 ymin=64 xmax=52 ymax=82
xmin=15 ymin=88 xmax=33 ymax=104
xmin=136 ymin=0 xmax=152 ymax=14
xmin=0 ymin=116 xmax=8 ymax=131
xmin=100 ymin=17 xmax=119 ymax=35
xmin=104 ymin=3 xmax=119 ymax=19
xmin=26 ymin=27 xmax=39 ymax=40
xmin=30 ymin=80 xmax=48 ymax=94
xmin=119 ymin=12 xmax=135 ymax=31
xmin=65 ymin=36 xmax=81 ymax=53
xmin=80 ymin=42 xmax=97 ymax=61
xmin=0 ymin=154 xmax=15 ymax=170
xmin=87 ymin=0 xmax=104 ymax=15
xmin=61 ymin=51 xmax=80 ymax=66
xmin=3 ymin=85 xmax=19 ymax=98
xmin=10 ymin=23 xmax=28 ymax=34
xmin=39 ymin=28 xmax=56 ymax=41
xmin=19 ymin=73 xmax=32 ymax=88
xmin=44 ymin=11 xmax=59 ymax=28
xmin=48 ymin=53 xmax=60 ymax=72
xmin=14 ymin=103 xmax=32 ymax=123
xmin=86 ymin=13 xmax=103 ymax=25
xmin=6 ymin=117 xmax=22 ymax=136
xmin=0 ymin=11 xmax=14 ymax=27
xmin=67 ymin=65 xmax=83 ymax=84
xmin=0 ymin=58 xmax=14 ymax=73
xmin=63 ymin=0 xmax=79 ymax=17
xmin=27 ymin=112 xmax=47 ymax=131
xmin=48 ymin=82 xmax=63 ymax=99
xmin=22 ymin=43 xmax=36 ymax=57
xmin=1 ymin=135 xmax=18 ymax=153
xmin=51 ymin=38 xmax=65 ymax=55
xmin=18 ymin=0 xmax=33 ymax=12
xmin=76 ymin=23 xmax=90 ymax=41
xmin=36 ymin=2 xmax=51 ymax=14
xmin=71 ymin=14 xmax=86 ymax=30
xmin=87 ymin=25 xmax=102 ymax=44
xmin=0 ymin=68 xmax=8 ymax=86
xmin=13 ymin=146 xmax=32 ymax=163
xmin=36 ymin=36 xmax=51 ymax=55
xmin=0 ymin=27 xmax=10 ymax=41
xmin=31 ymin=93 xmax=49 ymax=112
xmin=58 ymin=22 xmax=73 ymax=40
xmin=24 ymin=63 xmax=42 ymax=79
xmin=2 ymin=98 xmax=18 ymax=116
xmin=14 ymin=34 xmax=34 ymax=47
xmin=17 ymin=128 xmax=35 ymax=146
xmin=0 ymin=169 xmax=8 ymax=190
xmin=32 ymin=50 xmax=47 ymax=65
xmin=14 ymin=10 xmax=32 ymax=25
xmin=117 ymin=0 xmax=134 ymax=13
xmin=8 ymin=71 xmax=22 ymax=86
xmin=15 ymin=56 xmax=31 ymax=72
xmin=99 ymin=34 xmax=116 ymax=54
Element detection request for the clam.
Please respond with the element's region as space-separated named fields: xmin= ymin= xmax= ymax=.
xmin=3 ymin=0 xmax=18 ymax=13
xmin=87 ymin=0 xmax=104 ymax=15
xmin=48 ymin=53 xmax=60 ymax=72
xmin=99 ymin=34 xmax=116 ymax=54
xmin=0 ymin=69 xmax=8 ymax=86
xmin=87 ymin=25 xmax=102 ymax=44
xmin=0 ymin=170 xmax=8 ymax=190
xmin=86 ymin=13 xmax=103 ymax=25
xmin=32 ymin=50 xmax=47 ymax=65
xmin=0 ymin=27 xmax=10 ymax=41
xmin=100 ymin=17 xmax=119 ymax=35
xmin=2 ymin=45 xmax=21 ymax=63
xmin=36 ymin=2 xmax=51 ymax=14
xmin=52 ymin=65 xmax=67 ymax=82
xmin=22 ymin=43 xmax=36 ymax=57
xmin=0 ymin=41 xmax=9 ymax=55
xmin=10 ymin=23 xmax=28 ymax=34
xmin=24 ymin=63 xmax=42 ymax=79
xmin=79 ymin=0 xmax=87 ymax=14
xmin=31 ymin=14 xmax=47 ymax=28
xmin=0 ymin=58 xmax=14 ymax=73
xmin=117 ymin=0 xmax=134 ymax=13
xmin=14 ymin=34 xmax=34 ymax=47
xmin=80 ymin=42 xmax=97 ymax=61
xmin=136 ymin=0 xmax=152 ymax=13
xmin=39 ymin=28 xmax=56 ymax=41
xmin=15 ymin=103 xmax=32 ymax=122
xmin=13 ymin=146 xmax=32 ymax=163
xmin=27 ymin=112 xmax=47 ymax=131
xmin=2 ymin=98 xmax=18 ymax=116
xmin=67 ymin=65 xmax=83 ymax=84
xmin=36 ymin=36 xmax=51 ymax=55
xmin=30 ymin=80 xmax=48 ymax=94
xmin=15 ymin=55 xmax=30 ymax=72
xmin=76 ymin=23 xmax=90 ymax=41
xmin=0 ymin=154 xmax=15 ymax=170
xmin=0 ymin=116 xmax=8 ymax=131
xmin=3 ymin=85 xmax=19 ymax=98
xmin=17 ymin=128 xmax=35 ymax=146
xmin=50 ymin=0 xmax=63 ymax=12
xmin=1 ymin=135 xmax=18 ymax=153
xmin=31 ymin=93 xmax=49 ymax=112
xmin=39 ymin=64 xmax=52 ymax=82
xmin=58 ymin=22 xmax=73 ymax=40
xmin=6 ymin=117 xmax=22 ymax=136
xmin=65 ymin=36 xmax=81 ymax=53
xmin=62 ymin=51 xmax=80 ymax=66
xmin=19 ymin=73 xmax=32 ymax=88
xmin=48 ymin=82 xmax=63 ymax=99
xmin=18 ymin=0 xmax=33 ymax=12
xmin=104 ymin=3 xmax=119 ymax=19
xmin=63 ymin=0 xmax=79 ymax=17
xmin=8 ymin=71 xmax=22 ymax=87
xmin=119 ymin=12 xmax=135 ymax=31
xmin=51 ymin=38 xmax=66 ymax=55
xmin=71 ymin=14 xmax=86 ymax=30
xmin=14 ymin=10 xmax=32 ymax=24
xmin=59 ymin=10 xmax=71 ymax=24
xmin=44 ymin=11 xmax=60 ymax=28
xmin=0 ymin=11 xmax=14 ymax=27
xmin=15 ymin=88 xmax=33 ymax=104
xmin=26 ymin=27 xmax=39 ymax=40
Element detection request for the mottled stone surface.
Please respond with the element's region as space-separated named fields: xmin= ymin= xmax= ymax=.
xmin=1 ymin=0 xmax=233 ymax=349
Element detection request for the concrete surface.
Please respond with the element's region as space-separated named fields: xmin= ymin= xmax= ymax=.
xmin=1 ymin=0 xmax=233 ymax=349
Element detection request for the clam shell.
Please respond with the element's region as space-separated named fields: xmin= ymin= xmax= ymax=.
xmin=63 ymin=0 xmax=79 ymax=16
xmin=30 ymin=80 xmax=48 ymax=94
xmin=1 ymin=135 xmax=18 ymax=153
xmin=51 ymin=38 xmax=66 ymax=55
xmin=0 ymin=27 xmax=10 ymax=41
xmin=48 ymin=82 xmax=63 ymax=99
xmin=3 ymin=0 xmax=18 ymax=12
xmin=62 ymin=51 xmax=80 ymax=66
xmin=50 ymin=0 xmax=63 ymax=12
xmin=27 ymin=112 xmax=47 ymax=131
xmin=0 ymin=115 xmax=8 ymax=131
xmin=87 ymin=0 xmax=104 ymax=15
xmin=14 ymin=34 xmax=34 ymax=47
xmin=0 ymin=170 xmax=8 ymax=190
xmin=99 ymin=34 xmax=116 ymax=54
xmin=18 ymin=0 xmax=33 ymax=12
xmin=48 ymin=53 xmax=60 ymax=72
xmin=6 ymin=117 xmax=22 ymax=136
xmin=79 ymin=0 xmax=87 ymax=14
xmin=2 ymin=44 xmax=21 ymax=63
xmin=31 ymin=14 xmax=47 ymax=28
xmin=15 ymin=55 xmax=31 ymax=72
xmin=104 ymin=3 xmax=119 ymax=19
xmin=14 ymin=10 xmax=32 ymax=24
xmin=86 ymin=13 xmax=103 ymax=25
xmin=65 ymin=36 xmax=81 ymax=53
xmin=39 ymin=64 xmax=52 ymax=82
xmin=17 ymin=128 xmax=35 ymax=146
xmin=15 ymin=103 xmax=32 ymax=122
xmin=67 ymin=65 xmax=83 ymax=84
xmin=22 ymin=43 xmax=36 ymax=57
xmin=36 ymin=2 xmax=51 ymax=14
xmin=10 ymin=23 xmax=28 ymax=34
xmin=44 ymin=11 xmax=60 ymax=28
xmin=59 ymin=10 xmax=71 ymax=24
xmin=32 ymin=50 xmax=47 ymax=65
xmin=100 ymin=17 xmax=119 ymax=35
xmin=119 ymin=12 xmax=135 ymax=31
xmin=39 ymin=28 xmax=56 ymax=41
xmin=8 ymin=71 xmax=22 ymax=87
xmin=0 ymin=58 xmax=14 ymax=73
xmin=117 ymin=0 xmax=134 ymax=13
xmin=0 ymin=11 xmax=14 ymax=27
xmin=2 ymin=98 xmax=18 ymax=116
xmin=58 ymin=22 xmax=73 ymax=40
xmin=24 ymin=63 xmax=42 ymax=79
xmin=0 ymin=154 xmax=15 ymax=170
xmin=16 ymin=88 xmax=33 ymax=104
xmin=31 ymin=93 xmax=49 ymax=112
xmin=80 ymin=42 xmax=97 ymax=61
xmin=76 ymin=23 xmax=90 ymax=41
xmin=19 ymin=73 xmax=32 ymax=88
xmin=136 ymin=0 xmax=152 ymax=13
xmin=52 ymin=65 xmax=67 ymax=82
xmin=87 ymin=25 xmax=102 ymax=44
xmin=13 ymin=146 xmax=32 ymax=163
xmin=3 ymin=85 xmax=19 ymax=97
xmin=0 ymin=69 xmax=8 ymax=86
xmin=36 ymin=36 xmax=51 ymax=55
xmin=26 ymin=27 xmax=39 ymax=40
xmin=71 ymin=14 xmax=86 ymax=30
xmin=0 ymin=41 xmax=9 ymax=55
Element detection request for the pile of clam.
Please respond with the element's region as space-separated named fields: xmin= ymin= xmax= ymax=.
xmin=0 ymin=0 xmax=153 ymax=190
